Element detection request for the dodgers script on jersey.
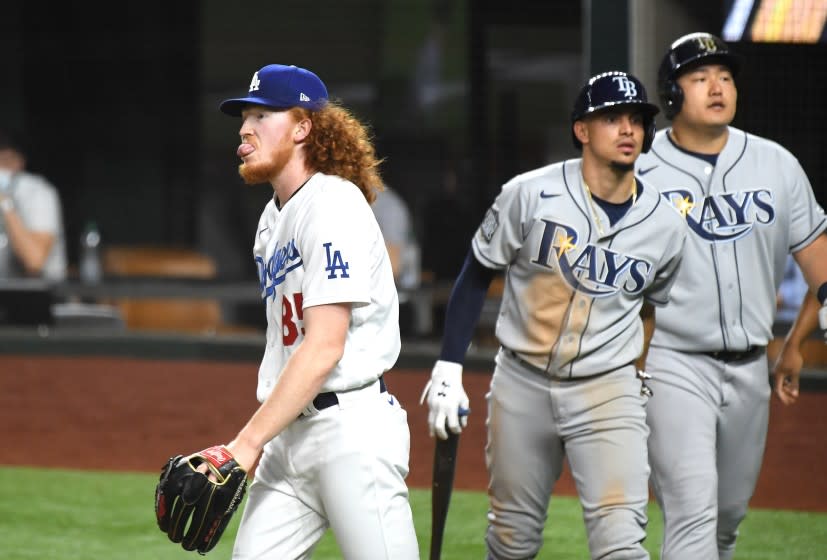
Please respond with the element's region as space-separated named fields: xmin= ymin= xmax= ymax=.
xmin=472 ymin=159 xmax=687 ymax=378
xmin=253 ymin=173 xmax=400 ymax=402
xmin=637 ymin=127 xmax=827 ymax=351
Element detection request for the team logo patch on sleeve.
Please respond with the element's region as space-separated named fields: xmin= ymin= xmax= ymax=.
xmin=480 ymin=208 xmax=499 ymax=242
xmin=323 ymin=242 xmax=350 ymax=278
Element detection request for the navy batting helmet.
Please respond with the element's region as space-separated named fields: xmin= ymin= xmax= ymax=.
xmin=570 ymin=71 xmax=659 ymax=153
xmin=658 ymin=32 xmax=740 ymax=120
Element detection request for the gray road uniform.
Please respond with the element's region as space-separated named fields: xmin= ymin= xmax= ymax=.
xmin=636 ymin=127 xmax=827 ymax=560
xmin=477 ymin=159 xmax=686 ymax=559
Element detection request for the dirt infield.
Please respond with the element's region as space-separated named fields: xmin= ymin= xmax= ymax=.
xmin=1 ymin=355 xmax=826 ymax=512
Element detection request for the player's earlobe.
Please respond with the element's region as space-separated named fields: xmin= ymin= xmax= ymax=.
xmin=294 ymin=119 xmax=312 ymax=142
xmin=573 ymin=121 xmax=589 ymax=146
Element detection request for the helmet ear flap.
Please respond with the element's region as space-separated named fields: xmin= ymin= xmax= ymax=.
xmin=657 ymin=32 xmax=738 ymax=120
xmin=660 ymin=79 xmax=683 ymax=120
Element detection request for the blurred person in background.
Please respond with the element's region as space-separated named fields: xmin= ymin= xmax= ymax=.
xmin=371 ymin=185 xmax=420 ymax=291
xmin=0 ymin=128 xmax=67 ymax=281
xmin=372 ymin=185 xmax=421 ymax=335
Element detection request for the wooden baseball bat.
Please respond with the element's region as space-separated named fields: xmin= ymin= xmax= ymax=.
xmin=430 ymin=431 xmax=460 ymax=560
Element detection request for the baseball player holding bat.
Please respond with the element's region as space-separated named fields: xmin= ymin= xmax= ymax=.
xmin=191 ymin=63 xmax=418 ymax=559
xmin=422 ymin=71 xmax=687 ymax=559
xmin=635 ymin=33 xmax=827 ymax=560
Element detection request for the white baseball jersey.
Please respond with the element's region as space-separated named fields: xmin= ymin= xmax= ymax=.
xmin=253 ymin=172 xmax=400 ymax=402
xmin=637 ymin=127 xmax=827 ymax=351
xmin=472 ymin=159 xmax=687 ymax=378
xmin=0 ymin=171 xmax=67 ymax=281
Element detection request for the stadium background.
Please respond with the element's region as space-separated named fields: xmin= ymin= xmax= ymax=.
xmin=0 ymin=1 xmax=826 ymax=550
xmin=0 ymin=0 xmax=824 ymax=295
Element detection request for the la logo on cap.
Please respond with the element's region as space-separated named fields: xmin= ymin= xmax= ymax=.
xmin=219 ymin=63 xmax=329 ymax=116
xmin=249 ymin=72 xmax=261 ymax=92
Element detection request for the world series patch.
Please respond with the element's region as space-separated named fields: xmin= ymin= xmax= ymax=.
xmin=480 ymin=208 xmax=499 ymax=242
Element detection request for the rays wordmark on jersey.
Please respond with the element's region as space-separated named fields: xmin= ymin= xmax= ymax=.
xmin=531 ymin=219 xmax=652 ymax=297
xmin=661 ymin=188 xmax=775 ymax=242
xmin=257 ymin=238 xmax=303 ymax=299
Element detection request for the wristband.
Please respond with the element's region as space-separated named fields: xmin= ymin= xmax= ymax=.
xmin=818 ymin=282 xmax=827 ymax=306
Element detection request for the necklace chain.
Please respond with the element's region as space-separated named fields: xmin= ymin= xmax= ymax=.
xmin=582 ymin=177 xmax=637 ymax=237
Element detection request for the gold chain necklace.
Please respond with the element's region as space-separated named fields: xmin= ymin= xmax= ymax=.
xmin=581 ymin=176 xmax=637 ymax=237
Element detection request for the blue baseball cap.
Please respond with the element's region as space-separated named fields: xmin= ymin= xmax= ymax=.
xmin=219 ymin=64 xmax=329 ymax=116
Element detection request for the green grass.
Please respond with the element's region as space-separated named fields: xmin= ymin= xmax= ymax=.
xmin=1 ymin=466 xmax=825 ymax=559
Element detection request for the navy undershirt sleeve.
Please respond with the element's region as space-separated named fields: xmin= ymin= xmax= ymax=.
xmin=439 ymin=249 xmax=498 ymax=364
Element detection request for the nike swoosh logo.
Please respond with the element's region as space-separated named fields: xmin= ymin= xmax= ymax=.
xmin=259 ymin=227 xmax=269 ymax=235
xmin=387 ymin=396 xmax=394 ymax=405
xmin=540 ymin=191 xmax=561 ymax=199
xmin=638 ymin=165 xmax=658 ymax=176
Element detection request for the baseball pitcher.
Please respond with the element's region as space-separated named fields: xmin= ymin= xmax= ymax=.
xmin=155 ymin=64 xmax=419 ymax=559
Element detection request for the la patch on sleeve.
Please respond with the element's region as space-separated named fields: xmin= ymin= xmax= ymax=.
xmin=323 ymin=242 xmax=350 ymax=279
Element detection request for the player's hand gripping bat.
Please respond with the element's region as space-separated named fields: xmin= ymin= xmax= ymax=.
xmin=421 ymin=361 xmax=470 ymax=559
xmin=430 ymin=407 xmax=469 ymax=560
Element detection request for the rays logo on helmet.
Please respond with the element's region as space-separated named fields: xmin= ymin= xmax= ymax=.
xmin=614 ymin=75 xmax=638 ymax=99
xmin=661 ymin=189 xmax=776 ymax=242
xmin=694 ymin=34 xmax=720 ymax=54
xmin=531 ymin=219 xmax=652 ymax=296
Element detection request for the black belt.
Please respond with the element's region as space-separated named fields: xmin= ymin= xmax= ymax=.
xmin=702 ymin=346 xmax=764 ymax=362
xmin=502 ymin=348 xmax=611 ymax=381
xmin=503 ymin=348 xmax=550 ymax=377
xmin=301 ymin=376 xmax=387 ymax=417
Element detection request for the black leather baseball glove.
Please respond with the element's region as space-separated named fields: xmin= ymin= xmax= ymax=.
xmin=155 ymin=445 xmax=247 ymax=555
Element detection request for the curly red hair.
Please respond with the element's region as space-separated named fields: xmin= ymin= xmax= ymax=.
xmin=290 ymin=103 xmax=384 ymax=204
